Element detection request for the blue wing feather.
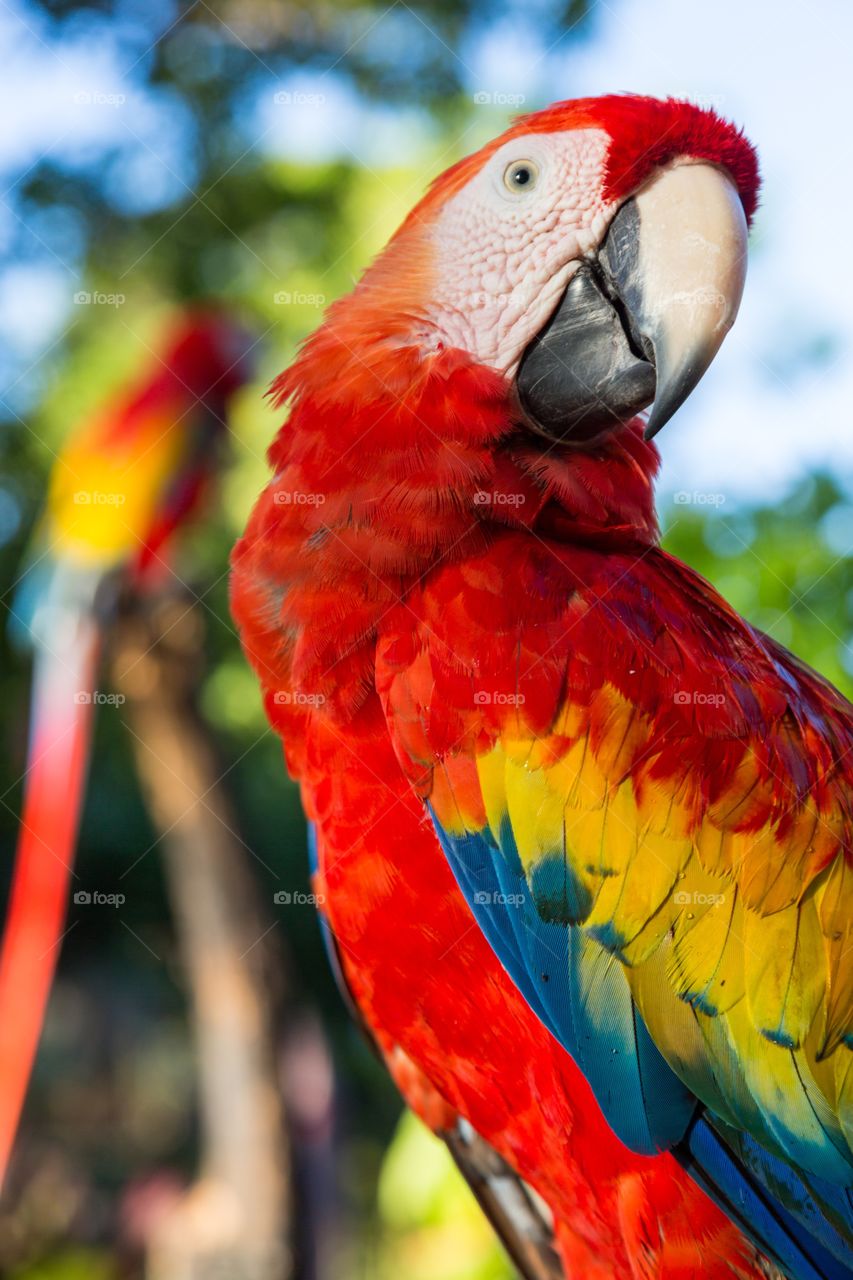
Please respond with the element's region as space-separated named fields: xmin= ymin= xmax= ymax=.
xmin=429 ymin=806 xmax=694 ymax=1154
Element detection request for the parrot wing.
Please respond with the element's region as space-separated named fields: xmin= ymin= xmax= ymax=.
xmin=376 ymin=539 xmax=853 ymax=1280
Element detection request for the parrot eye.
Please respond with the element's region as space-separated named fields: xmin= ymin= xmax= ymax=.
xmin=502 ymin=159 xmax=540 ymax=194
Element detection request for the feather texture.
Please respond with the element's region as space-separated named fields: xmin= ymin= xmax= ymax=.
xmin=230 ymin=94 xmax=802 ymax=1280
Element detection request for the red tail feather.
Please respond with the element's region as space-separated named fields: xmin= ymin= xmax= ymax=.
xmin=0 ymin=620 xmax=100 ymax=1181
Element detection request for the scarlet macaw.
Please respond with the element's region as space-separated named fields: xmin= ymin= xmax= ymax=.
xmin=232 ymin=96 xmax=853 ymax=1279
xmin=0 ymin=312 xmax=249 ymax=1181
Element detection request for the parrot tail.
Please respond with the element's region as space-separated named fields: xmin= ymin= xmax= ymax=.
xmin=0 ymin=613 xmax=100 ymax=1184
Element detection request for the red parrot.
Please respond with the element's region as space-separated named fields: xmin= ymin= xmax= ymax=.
xmin=232 ymin=96 xmax=853 ymax=1279
xmin=0 ymin=312 xmax=250 ymax=1183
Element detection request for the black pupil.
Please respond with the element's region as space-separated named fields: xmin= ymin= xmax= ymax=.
xmin=513 ymin=166 xmax=531 ymax=186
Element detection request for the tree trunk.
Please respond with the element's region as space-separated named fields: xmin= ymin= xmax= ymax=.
xmin=110 ymin=593 xmax=292 ymax=1280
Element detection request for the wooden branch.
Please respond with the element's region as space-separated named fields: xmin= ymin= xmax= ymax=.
xmin=110 ymin=592 xmax=292 ymax=1280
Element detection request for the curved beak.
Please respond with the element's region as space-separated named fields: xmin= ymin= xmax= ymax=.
xmin=516 ymin=163 xmax=749 ymax=444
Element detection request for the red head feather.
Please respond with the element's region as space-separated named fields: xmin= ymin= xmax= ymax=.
xmin=407 ymin=94 xmax=760 ymax=231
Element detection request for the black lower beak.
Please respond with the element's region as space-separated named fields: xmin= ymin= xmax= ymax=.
xmin=516 ymin=203 xmax=655 ymax=445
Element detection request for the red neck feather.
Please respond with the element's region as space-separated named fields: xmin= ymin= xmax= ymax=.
xmin=237 ymin=328 xmax=659 ymax=716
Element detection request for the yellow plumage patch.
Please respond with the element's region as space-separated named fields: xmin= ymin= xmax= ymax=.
xmin=43 ymin=402 xmax=187 ymax=567
xmin=743 ymin=896 xmax=824 ymax=1048
xmin=432 ymin=676 xmax=853 ymax=1181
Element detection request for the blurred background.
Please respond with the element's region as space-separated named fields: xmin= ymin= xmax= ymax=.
xmin=1 ymin=0 xmax=853 ymax=1276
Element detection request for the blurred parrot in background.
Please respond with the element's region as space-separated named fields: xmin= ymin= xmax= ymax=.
xmin=0 ymin=312 xmax=250 ymax=1182
xmin=233 ymin=95 xmax=853 ymax=1279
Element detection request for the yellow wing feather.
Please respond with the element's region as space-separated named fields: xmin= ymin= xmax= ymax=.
xmin=437 ymin=678 xmax=853 ymax=1183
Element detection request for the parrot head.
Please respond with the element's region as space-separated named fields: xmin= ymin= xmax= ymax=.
xmin=277 ymin=95 xmax=758 ymax=456
xmin=423 ymin=96 xmax=757 ymax=444
xmin=240 ymin=96 xmax=760 ymax=707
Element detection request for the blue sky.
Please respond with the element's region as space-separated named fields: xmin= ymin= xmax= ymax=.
xmin=2 ymin=0 xmax=851 ymax=507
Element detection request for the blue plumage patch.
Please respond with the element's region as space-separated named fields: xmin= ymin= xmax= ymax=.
xmin=427 ymin=804 xmax=694 ymax=1156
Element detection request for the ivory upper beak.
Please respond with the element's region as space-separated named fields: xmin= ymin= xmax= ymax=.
xmin=620 ymin=162 xmax=749 ymax=440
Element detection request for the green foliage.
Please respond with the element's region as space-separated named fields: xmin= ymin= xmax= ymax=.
xmin=662 ymin=472 xmax=853 ymax=699
xmin=376 ymin=1113 xmax=514 ymax=1279
xmin=10 ymin=1252 xmax=117 ymax=1280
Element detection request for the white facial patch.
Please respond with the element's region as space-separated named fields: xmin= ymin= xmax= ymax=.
xmin=421 ymin=129 xmax=616 ymax=375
